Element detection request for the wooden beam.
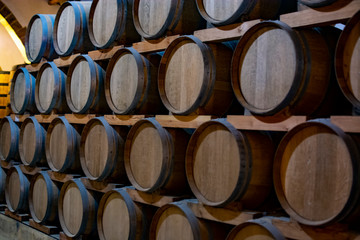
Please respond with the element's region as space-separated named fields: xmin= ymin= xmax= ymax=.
xmin=132 ymin=35 xmax=179 ymax=53
xmin=155 ymin=115 xmax=213 ymax=128
xmin=104 ymin=115 xmax=148 ymax=126
xmin=331 ymin=116 xmax=360 ymax=133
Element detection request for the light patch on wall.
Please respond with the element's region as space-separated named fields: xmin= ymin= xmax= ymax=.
xmin=0 ymin=14 xmax=30 ymax=64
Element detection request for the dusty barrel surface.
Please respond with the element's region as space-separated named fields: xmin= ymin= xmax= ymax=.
xmin=158 ymin=35 xmax=233 ymax=115
xmin=226 ymin=219 xmax=285 ymax=240
xmin=299 ymin=0 xmax=338 ymax=7
xmin=125 ymin=118 xmax=189 ymax=194
xmin=46 ymin=116 xmax=81 ymax=173
xmin=336 ymin=11 xmax=360 ymax=108
xmin=65 ymin=54 xmax=109 ymax=114
xmin=274 ymin=120 xmax=360 ymax=226
xmin=0 ymin=116 xmax=20 ymax=162
xmin=10 ymin=68 xmax=36 ymax=115
xmin=97 ymin=188 xmax=149 ymax=240
xmin=80 ymin=117 xmax=127 ymax=181
xmin=35 ymin=62 xmax=69 ymax=114
xmin=231 ymin=21 xmax=332 ymax=116
xmin=29 ymin=171 xmax=60 ymax=224
xmin=105 ymin=47 xmax=164 ymax=114
xmin=53 ymin=1 xmax=94 ymax=56
xmin=5 ymin=165 xmax=30 ymax=212
xmin=88 ymin=0 xmax=140 ymax=48
xmin=186 ymin=119 xmax=274 ymax=208
xmin=195 ymin=0 xmax=281 ymax=26
xmin=25 ymin=14 xmax=57 ymax=63
xmin=58 ymin=179 xmax=98 ymax=238
xmin=19 ymin=117 xmax=46 ymax=167
xmin=132 ymin=0 xmax=204 ymax=39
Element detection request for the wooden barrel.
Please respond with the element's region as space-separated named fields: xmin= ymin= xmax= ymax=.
xmin=5 ymin=165 xmax=30 ymax=212
xmin=35 ymin=62 xmax=69 ymax=114
xmin=80 ymin=117 xmax=127 ymax=181
xmin=273 ymin=120 xmax=360 ymax=226
xmin=29 ymin=171 xmax=60 ymax=224
xmin=0 ymin=168 xmax=5 ymax=202
xmin=158 ymin=35 xmax=233 ymax=115
xmin=299 ymin=0 xmax=338 ymax=7
xmin=97 ymin=188 xmax=149 ymax=240
xmin=88 ymin=0 xmax=140 ymax=49
xmin=336 ymin=11 xmax=360 ymax=108
xmin=25 ymin=14 xmax=57 ymax=63
xmin=226 ymin=219 xmax=285 ymax=240
xmin=125 ymin=118 xmax=189 ymax=194
xmin=186 ymin=119 xmax=274 ymax=208
xmin=19 ymin=116 xmax=46 ymax=167
xmin=195 ymin=0 xmax=281 ymax=26
xmin=105 ymin=47 xmax=165 ymax=114
xmin=65 ymin=54 xmax=109 ymax=114
xmin=46 ymin=117 xmax=81 ymax=173
xmin=10 ymin=67 xmax=36 ymax=115
xmin=53 ymin=1 xmax=94 ymax=56
xmin=0 ymin=116 xmax=19 ymax=162
xmin=58 ymin=179 xmax=98 ymax=238
xmin=132 ymin=0 xmax=204 ymax=39
xmin=231 ymin=21 xmax=332 ymax=116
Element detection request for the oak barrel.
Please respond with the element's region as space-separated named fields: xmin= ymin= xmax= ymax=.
xmin=65 ymin=54 xmax=109 ymax=114
xmin=46 ymin=116 xmax=81 ymax=173
xmin=19 ymin=117 xmax=46 ymax=167
xmin=80 ymin=117 xmax=127 ymax=181
xmin=53 ymin=1 xmax=94 ymax=56
xmin=231 ymin=21 xmax=332 ymax=116
xmin=35 ymin=62 xmax=69 ymax=114
xmin=29 ymin=171 xmax=60 ymax=224
xmin=0 ymin=116 xmax=19 ymax=162
xmin=335 ymin=11 xmax=360 ymax=108
xmin=5 ymin=165 xmax=30 ymax=212
xmin=299 ymin=0 xmax=338 ymax=7
xmin=10 ymin=67 xmax=36 ymax=115
xmin=25 ymin=14 xmax=57 ymax=63
xmin=158 ymin=35 xmax=234 ymax=115
xmin=226 ymin=219 xmax=285 ymax=240
xmin=0 ymin=168 xmax=5 ymax=202
xmin=97 ymin=188 xmax=148 ymax=240
xmin=195 ymin=0 xmax=281 ymax=26
xmin=273 ymin=120 xmax=360 ymax=226
xmin=125 ymin=118 xmax=189 ymax=194
xmin=132 ymin=0 xmax=204 ymax=39
xmin=88 ymin=0 xmax=140 ymax=48
xmin=186 ymin=119 xmax=274 ymax=208
xmin=58 ymin=179 xmax=98 ymax=238
xmin=105 ymin=47 xmax=165 ymax=114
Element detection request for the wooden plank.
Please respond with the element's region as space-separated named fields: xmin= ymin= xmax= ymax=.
xmin=155 ymin=115 xmax=213 ymax=128
xmin=227 ymin=115 xmax=307 ymax=131
xmin=35 ymin=114 xmax=60 ymax=124
xmin=4 ymin=208 xmax=29 ymax=222
xmin=87 ymin=46 xmax=124 ymax=61
xmin=19 ymin=165 xmax=46 ymax=176
xmin=194 ymin=20 xmax=261 ymax=42
xmin=331 ymin=116 xmax=360 ymax=133
xmin=281 ymin=0 xmax=360 ymax=28
xmin=29 ymin=219 xmax=59 ymax=235
xmin=47 ymin=171 xmax=81 ymax=183
xmin=64 ymin=114 xmax=96 ymax=124
xmin=11 ymin=114 xmax=30 ymax=122
xmin=0 ymin=160 xmax=16 ymax=169
xmin=132 ymin=35 xmax=179 ymax=53
xmin=81 ymin=178 xmax=123 ymax=193
xmin=104 ymin=115 xmax=148 ymax=126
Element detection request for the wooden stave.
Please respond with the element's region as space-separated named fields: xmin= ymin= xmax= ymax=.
xmin=65 ymin=54 xmax=109 ymax=114
xmin=299 ymin=0 xmax=338 ymax=7
xmin=0 ymin=168 xmax=5 ymax=202
xmin=158 ymin=35 xmax=234 ymax=116
xmin=29 ymin=171 xmax=60 ymax=224
xmin=335 ymin=10 xmax=360 ymax=108
xmin=124 ymin=118 xmax=189 ymax=194
xmin=195 ymin=0 xmax=281 ymax=26
xmin=19 ymin=116 xmax=47 ymax=167
xmin=88 ymin=0 xmax=140 ymax=49
xmin=53 ymin=1 xmax=94 ymax=56
xmin=97 ymin=188 xmax=146 ymax=240
xmin=231 ymin=20 xmax=332 ymax=116
xmin=105 ymin=47 xmax=165 ymax=115
xmin=273 ymin=119 xmax=360 ymax=226
xmin=45 ymin=116 xmax=81 ymax=173
xmin=58 ymin=179 xmax=98 ymax=238
xmin=132 ymin=0 xmax=204 ymax=40
xmin=5 ymin=165 xmax=30 ymax=212
xmin=10 ymin=68 xmax=37 ymax=115
xmin=80 ymin=117 xmax=126 ymax=181
xmin=35 ymin=62 xmax=70 ymax=114
xmin=0 ymin=116 xmax=20 ymax=162
xmin=185 ymin=119 xmax=274 ymax=208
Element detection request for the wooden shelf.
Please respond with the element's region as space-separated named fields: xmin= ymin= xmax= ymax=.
xmin=330 ymin=116 xmax=360 ymax=133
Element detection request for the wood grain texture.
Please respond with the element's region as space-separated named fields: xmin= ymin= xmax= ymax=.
xmin=0 ymin=120 xmax=11 ymax=160
xmin=48 ymin=122 xmax=68 ymax=170
xmin=70 ymin=60 xmax=91 ymax=111
xmin=13 ymin=72 xmax=26 ymax=112
xmin=5 ymin=166 xmax=30 ymax=212
xmin=202 ymin=0 xmax=243 ymax=22
xmin=62 ymin=182 xmax=83 ymax=235
xmin=56 ymin=5 xmax=75 ymax=54
xmin=28 ymin=18 xmax=43 ymax=61
xmin=21 ymin=122 xmax=37 ymax=165
xmin=38 ymin=66 xmax=55 ymax=111
xmin=31 ymin=177 xmax=48 ymax=221
xmin=7 ymin=171 xmax=20 ymax=211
